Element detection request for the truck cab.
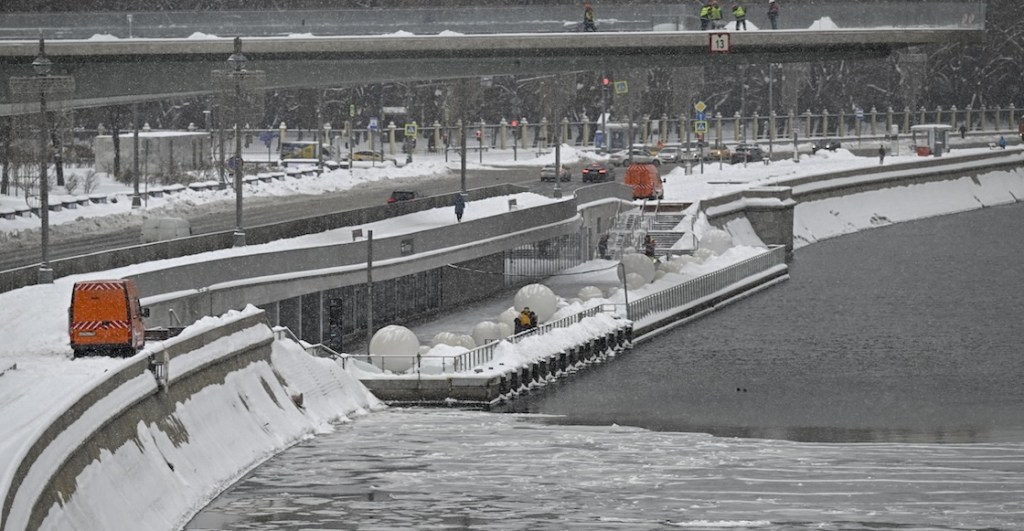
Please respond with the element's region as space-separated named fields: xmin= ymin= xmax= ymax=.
xmin=69 ymin=279 xmax=149 ymax=358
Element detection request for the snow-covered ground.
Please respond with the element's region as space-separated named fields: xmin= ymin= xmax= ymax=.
xmin=1 ymin=141 xmax=1023 ymax=530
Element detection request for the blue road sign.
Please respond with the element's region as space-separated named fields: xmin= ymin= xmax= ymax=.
xmin=696 ymin=111 xmax=706 ymax=121
xmin=227 ymin=155 xmax=242 ymax=170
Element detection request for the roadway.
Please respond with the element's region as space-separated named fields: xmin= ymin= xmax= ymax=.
xmin=0 ymin=163 xmax=592 ymax=272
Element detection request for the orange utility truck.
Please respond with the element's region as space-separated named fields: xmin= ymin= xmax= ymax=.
xmin=69 ymin=279 xmax=149 ymax=358
xmin=624 ymin=162 xmax=664 ymax=200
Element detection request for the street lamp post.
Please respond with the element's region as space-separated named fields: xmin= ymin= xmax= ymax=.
xmin=278 ymin=121 xmax=286 ymax=161
xmin=9 ymin=39 xmax=74 ymax=284
xmin=213 ymin=37 xmax=264 ymax=248
xmin=768 ymin=63 xmax=774 ymax=158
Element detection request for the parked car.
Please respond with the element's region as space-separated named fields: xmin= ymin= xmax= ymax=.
xmin=581 ymin=162 xmax=615 ymax=182
xmin=706 ymin=143 xmax=731 ymax=161
xmin=730 ymin=144 xmax=765 ymax=164
xmin=352 ymin=150 xmax=386 ymax=161
xmin=387 ymin=190 xmax=417 ymax=203
xmin=540 ymin=163 xmax=571 ymax=182
xmin=811 ymin=138 xmax=842 ymax=153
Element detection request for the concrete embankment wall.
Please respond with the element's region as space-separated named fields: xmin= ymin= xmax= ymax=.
xmin=0 ymin=184 xmax=529 ymax=295
xmin=0 ymin=309 xmax=380 ymax=531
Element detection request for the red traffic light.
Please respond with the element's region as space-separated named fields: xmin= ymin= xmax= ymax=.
xmin=475 ymin=130 xmax=482 ymax=139
xmin=511 ymin=120 xmax=519 ymax=127
xmin=602 ymin=77 xmax=610 ymax=86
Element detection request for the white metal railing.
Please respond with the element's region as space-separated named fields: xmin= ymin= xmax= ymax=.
xmin=627 ymin=245 xmax=787 ymax=322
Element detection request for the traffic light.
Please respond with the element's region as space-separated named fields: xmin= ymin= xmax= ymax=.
xmin=601 ymin=77 xmax=610 ymax=90
xmin=475 ymin=129 xmax=482 ymax=140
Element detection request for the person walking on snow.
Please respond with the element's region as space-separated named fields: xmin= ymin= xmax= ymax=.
xmin=767 ymin=0 xmax=780 ymax=29
xmin=453 ymin=192 xmax=465 ymax=222
xmin=598 ymin=233 xmax=609 ymax=259
xmin=878 ymin=145 xmax=886 ymax=165
xmin=732 ymin=4 xmax=747 ymax=30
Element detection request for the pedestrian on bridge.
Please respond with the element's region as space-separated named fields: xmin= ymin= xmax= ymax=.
xmin=732 ymin=4 xmax=747 ymax=30
xmin=699 ymin=2 xmax=712 ymax=30
xmin=583 ymin=3 xmax=597 ymax=32
xmin=767 ymin=0 xmax=780 ymax=29
xmin=878 ymin=144 xmax=886 ymax=165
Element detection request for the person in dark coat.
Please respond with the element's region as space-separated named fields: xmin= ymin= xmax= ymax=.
xmin=997 ymin=135 xmax=1007 ymax=149
xmin=583 ymin=3 xmax=597 ymax=31
xmin=598 ymin=233 xmax=610 ymax=259
xmin=878 ymin=145 xmax=886 ymax=164
xmin=453 ymin=192 xmax=465 ymax=222
xmin=767 ymin=0 xmax=779 ymax=29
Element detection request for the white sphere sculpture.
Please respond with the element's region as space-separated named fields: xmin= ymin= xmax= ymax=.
xmin=369 ymin=325 xmax=420 ymax=373
xmin=577 ymin=285 xmax=604 ymax=301
xmin=496 ymin=322 xmax=513 ymax=338
xmin=471 ymin=321 xmax=504 ymax=347
xmin=514 ymin=283 xmax=557 ymax=322
xmin=432 ymin=331 xmax=477 ymax=350
xmin=693 ymin=247 xmax=714 ymax=263
xmin=625 ymin=271 xmax=647 ymax=290
xmin=498 ymin=308 xmax=519 ymax=329
xmin=618 ymin=253 xmax=656 ymax=285
xmin=700 ymin=229 xmax=734 ymax=255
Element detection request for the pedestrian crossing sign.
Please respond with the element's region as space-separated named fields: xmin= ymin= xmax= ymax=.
xmin=613 ymin=80 xmax=628 ymax=95
xmin=404 ymin=123 xmax=417 ymax=136
xmin=694 ymin=120 xmax=708 ymax=133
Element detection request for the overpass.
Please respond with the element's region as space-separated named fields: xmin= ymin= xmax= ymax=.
xmin=0 ymin=28 xmax=984 ymax=116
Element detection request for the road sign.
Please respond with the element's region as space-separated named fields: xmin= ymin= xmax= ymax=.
xmin=227 ymin=155 xmax=242 ymax=171
xmin=369 ymin=117 xmax=379 ymax=131
xmin=709 ymin=33 xmax=730 ymax=53
xmin=695 ymin=101 xmax=707 ymax=113
xmin=613 ymin=80 xmax=628 ymax=95
xmin=694 ymin=121 xmax=708 ymax=134
xmin=258 ymin=131 xmax=277 ymax=148
xmin=855 ymin=108 xmax=865 ymax=121
xmin=404 ymin=123 xmax=417 ymax=136
xmin=696 ymin=111 xmax=706 ymax=121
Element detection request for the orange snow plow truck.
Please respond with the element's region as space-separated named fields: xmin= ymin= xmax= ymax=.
xmin=69 ymin=279 xmax=149 ymax=358
xmin=624 ymin=162 xmax=664 ymax=200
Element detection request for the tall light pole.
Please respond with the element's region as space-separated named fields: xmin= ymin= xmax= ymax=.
xmin=213 ymin=37 xmax=264 ymax=248
xmin=768 ymin=62 xmax=774 ymax=158
xmin=10 ymin=39 xmax=74 ymax=284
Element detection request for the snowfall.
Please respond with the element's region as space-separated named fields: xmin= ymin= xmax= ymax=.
xmin=1 ymin=136 xmax=1022 ymax=530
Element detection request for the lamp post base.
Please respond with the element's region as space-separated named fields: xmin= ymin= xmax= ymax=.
xmin=38 ymin=265 xmax=53 ymax=284
xmin=233 ymin=230 xmax=246 ymax=247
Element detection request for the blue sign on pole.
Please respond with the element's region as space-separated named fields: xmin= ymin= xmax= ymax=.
xmin=369 ymin=117 xmax=379 ymax=131
xmin=696 ymin=111 xmax=706 ymax=121
xmin=258 ymin=131 xmax=277 ymax=148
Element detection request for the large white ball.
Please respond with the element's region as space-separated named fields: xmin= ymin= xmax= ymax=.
xmin=513 ymin=283 xmax=557 ymax=322
xmin=432 ymin=331 xmax=476 ymax=350
xmin=498 ymin=308 xmax=519 ymax=329
xmin=471 ymin=321 xmax=505 ymax=347
xmin=700 ymin=229 xmax=733 ymax=255
xmin=577 ymin=285 xmax=604 ymax=301
xmin=625 ymin=272 xmax=647 ymax=290
xmin=496 ymin=322 xmax=513 ymax=338
xmin=693 ymin=247 xmax=714 ymax=263
xmin=369 ymin=325 xmax=420 ymax=373
xmin=618 ymin=253 xmax=656 ymax=284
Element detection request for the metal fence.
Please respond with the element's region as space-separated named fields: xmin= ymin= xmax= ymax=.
xmin=627 ymin=245 xmax=788 ymax=322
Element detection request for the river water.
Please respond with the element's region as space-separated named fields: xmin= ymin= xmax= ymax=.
xmin=186 ymin=203 xmax=1024 ymax=531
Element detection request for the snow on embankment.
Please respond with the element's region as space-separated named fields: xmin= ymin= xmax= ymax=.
xmin=2 ymin=306 xmax=382 ymax=531
xmin=794 ymin=167 xmax=1024 ymax=248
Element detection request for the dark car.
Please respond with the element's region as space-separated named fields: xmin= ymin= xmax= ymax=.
xmin=581 ymin=162 xmax=615 ymax=182
xmin=811 ymin=138 xmax=842 ymax=153
xmin=730 ymin=144 xmax=765 ymax=164
xmin=387 ymin=190 xmax=417 ymax=203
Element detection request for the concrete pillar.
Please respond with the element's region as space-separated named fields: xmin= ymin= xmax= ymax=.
xmin=980 ymin=105 xmax=988 ymax=130
xmin=804 ymin=109 xmax=813 ymax=137
xmin=499 ymin=117 xmax=508 ymax=150
xmin=660 ymin=113 xmax=669 ymax=143
xmin=387 ymin=121 xmax=397 ymax=155
xmin=561 ymin=117 xmax=570 ymax=146
xmin=822 ymin=109 xmax=829 ymax=137
xmin=1009 ymin=104 xmax=1016 ymax=130
xmin=752 ymin=112 xmax=760 ymax=140
xmin=838 ymin=109 xmax=846 ymax=138
xmin=786 ymin=109 xmax=795 ymax=137
xmin=433 ymin=120 xmax=442 ymax=153
xmin=903 ymin=107 xmax=911 ymax=134
xmin=950 ymin=105 xmax=958 ymax=128
xmin=521 ymin=117 xmax=530 ymax=148
xmin=886 ymin=106 xmax=894 ymax=134
xmin=918 ymin=106 xmax=926 ymax=126
xmin=769 ymin=111 xmax=777 ymax=144
xmin=935 ymin=105 xmax=943 ymax=125
xmin=540 ymin=117 xmax=549 ymax=149
xmin=965 ymin=105 xmax=973 ymax=130
xmin=734 ymin=112 xmax=742 ymax=142
xmin=641 ymin=113 xmax=650 ymax=144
